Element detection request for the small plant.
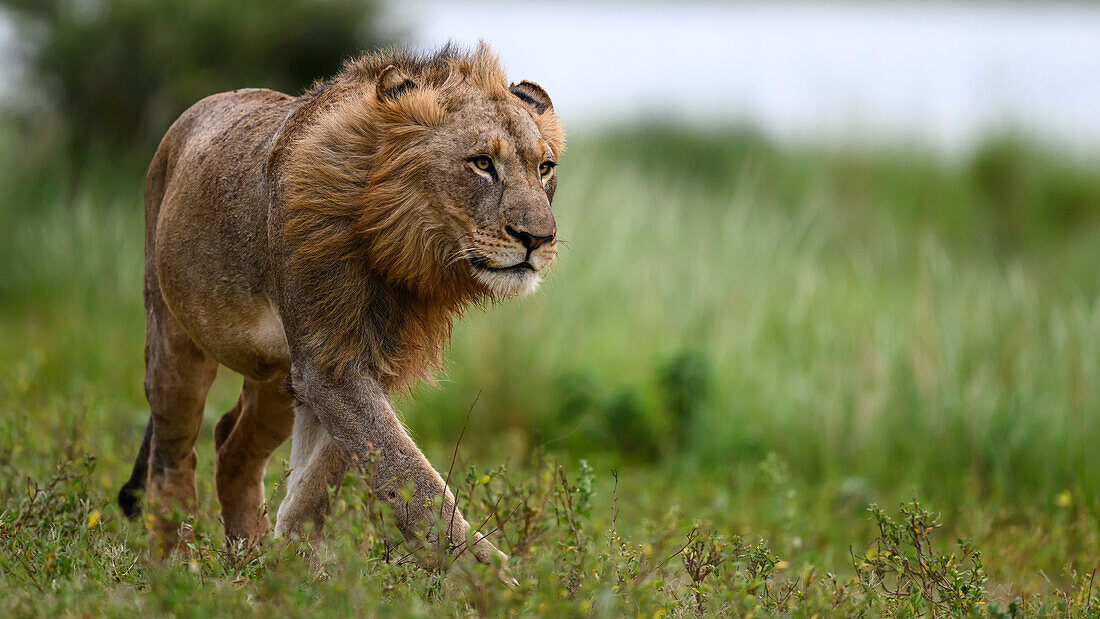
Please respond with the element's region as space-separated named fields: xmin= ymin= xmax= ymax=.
xmin=853 ymin=500 xmax=987 ymax=616
xmin=681 ymin=529 xmax=723 ymax=615
xmin=552 ymin=461 xmax=595 ymax=597
xmin=572 ymin=460 xmax=596 ymax=519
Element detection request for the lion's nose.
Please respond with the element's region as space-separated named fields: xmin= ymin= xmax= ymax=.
xmin=505 ymin=225 xmax=555 ymax=251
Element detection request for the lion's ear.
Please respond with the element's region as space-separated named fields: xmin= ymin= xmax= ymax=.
xmin=377 ymin=65 xmax=417 ymax=101
xmin=509 ymin=81 xmax=553 ymax=114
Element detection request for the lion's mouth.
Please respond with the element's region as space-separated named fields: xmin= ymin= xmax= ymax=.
xmin=469 ymin=255 xmax=536 ymax=273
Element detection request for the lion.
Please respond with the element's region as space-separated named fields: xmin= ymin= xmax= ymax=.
xmin=115 ymin=43 xmax=563 ymax=584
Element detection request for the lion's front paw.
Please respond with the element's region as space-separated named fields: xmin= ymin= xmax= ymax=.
xmin=466 ymin=531 xmax=518 ymax=587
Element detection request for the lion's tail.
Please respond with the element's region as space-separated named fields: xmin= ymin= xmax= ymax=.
xmin=117 ymin=418 xmax=152 ymax=519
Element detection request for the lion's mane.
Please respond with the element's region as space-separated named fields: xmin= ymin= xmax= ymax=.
xmin=272 ymin=44 xmax=564 ymax=390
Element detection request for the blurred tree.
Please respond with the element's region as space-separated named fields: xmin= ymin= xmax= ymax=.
xmin=1 ymin=0 xmax=390 ymax=150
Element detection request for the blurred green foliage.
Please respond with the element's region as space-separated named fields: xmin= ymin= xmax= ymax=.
xmin=592 ymin=124 xmax=1100 ymax=254
xmin=1 ymin=0 xmax=388 ymax=150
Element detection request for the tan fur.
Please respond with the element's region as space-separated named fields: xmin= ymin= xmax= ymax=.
xmin=119 ymin=44 xmax=563 ymax=582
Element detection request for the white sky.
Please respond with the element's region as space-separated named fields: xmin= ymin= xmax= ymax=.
xmin=397 ymin=1 xmax=1100 ymax=150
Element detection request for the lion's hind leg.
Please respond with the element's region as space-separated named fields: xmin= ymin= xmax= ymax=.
xmin=214 ymin=376 xmax=294 ymax=544
xmin=117 ymin=418 xmax=152 ymax=518
xmin=143 ymin=300 xmax=219 ymax=553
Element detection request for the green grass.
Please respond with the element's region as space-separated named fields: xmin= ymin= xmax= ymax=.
xmin=2 ymin=122 xmax=1100 ymax=615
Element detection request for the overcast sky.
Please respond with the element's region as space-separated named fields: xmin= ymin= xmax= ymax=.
xmin=398 ymin=1 xmax=1100 ymax=151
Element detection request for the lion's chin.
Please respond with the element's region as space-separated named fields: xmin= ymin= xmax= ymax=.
xmin=472 ymin=266 xmax=541 ymax=298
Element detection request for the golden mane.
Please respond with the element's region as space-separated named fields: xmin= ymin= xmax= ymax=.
xmin=275 ymin=44 xmax=557 ymax=388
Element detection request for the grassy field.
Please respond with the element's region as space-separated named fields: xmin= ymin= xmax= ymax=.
xmin=2 ymin=122 xmax=1099 ymax=616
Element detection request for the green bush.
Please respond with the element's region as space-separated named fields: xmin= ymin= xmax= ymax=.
xmin=1 ymin=0 xmax=389 ymax=150
xmin=657 ymin=350 xmax=710 ymax=448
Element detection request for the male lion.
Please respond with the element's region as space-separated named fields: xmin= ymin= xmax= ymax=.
xmin=116 ymin=44 xmax=563 ymax=582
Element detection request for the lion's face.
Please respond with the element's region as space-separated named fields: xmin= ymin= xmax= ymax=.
xmin=425 ymin=85 xmax=561 ymax=298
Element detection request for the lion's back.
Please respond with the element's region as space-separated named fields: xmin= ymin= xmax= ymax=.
xmin=148 ymin=88 xmax=294 ymax=203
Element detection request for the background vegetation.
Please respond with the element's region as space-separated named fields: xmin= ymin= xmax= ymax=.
xmin=2 ymin=1 xmax=1099 ymax=616
xmin=0 ymin=0 xmax=388 ymax=149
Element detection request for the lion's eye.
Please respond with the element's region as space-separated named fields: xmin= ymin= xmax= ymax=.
xmin=539 ymin=160 xmax=556 ymax=176
xmin=470 ymin=156 xmax=494 ymax=173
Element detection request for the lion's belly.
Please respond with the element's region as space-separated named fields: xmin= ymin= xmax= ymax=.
xmin=205 ymin=294 xmax=292 ymax=380
xmin=162 ymin=282 xmax=291 ymax=381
